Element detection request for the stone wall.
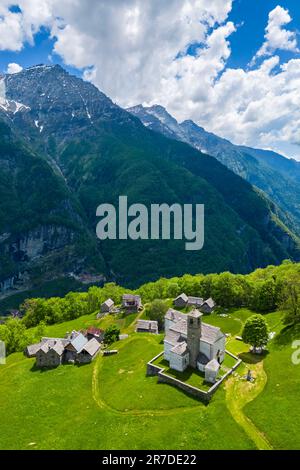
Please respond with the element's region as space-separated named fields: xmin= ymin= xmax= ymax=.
xmin=147 ymin=349 xmax=241 ymax=403
xmin=157 ymin=371 xmax=210 ymax=403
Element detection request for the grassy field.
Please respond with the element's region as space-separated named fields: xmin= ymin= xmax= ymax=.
xmin=152 ymin=354 xmax=212 ymax=391
xmin=0 ymin=335 xmax=254 ymax=450
xmin=244 ymin=322 xmax=300 ymax=450
xmin=0 ymin=307 xmax=299 ymax=449
xmin=29 ymin=311 xmax=139 ymax=339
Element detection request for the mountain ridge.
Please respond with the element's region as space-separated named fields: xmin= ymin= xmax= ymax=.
xmin=0 ymin=65 xmax=299 ymax=297
xmin=128 ymin=104 xmax=300 ymax=233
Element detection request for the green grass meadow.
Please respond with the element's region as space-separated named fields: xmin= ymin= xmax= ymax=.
xmin=0 ymin=307 xmax=299 ymax=449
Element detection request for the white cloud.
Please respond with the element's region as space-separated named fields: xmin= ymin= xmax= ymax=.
xmin=6 ymin=62 xmax=23 ymax=74
xmin=252 ymin=6 xmax=299 ymax=63
xmin=1 ymin=1 xmax=300 ymax=159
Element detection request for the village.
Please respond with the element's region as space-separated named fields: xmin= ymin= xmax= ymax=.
xmin=24 ymin=291 xmax=242 ymax=400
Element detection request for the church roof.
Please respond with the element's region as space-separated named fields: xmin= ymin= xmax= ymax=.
xmin=167 ymin=316 xmax=224 ymax=345
xmin=165 ymin=308 xmax=186 ymax=323
xmin=205 ymin=359 xmax=220 ymax=371
xmin=170 ymin=342 xmax=188 ymax=356
xmin=164 ymin=330 xmax=182 ymax=346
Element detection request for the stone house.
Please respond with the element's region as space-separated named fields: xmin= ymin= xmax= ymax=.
xmin=200 ymin=298 xmax=216 ymax=314
xmin=36 ymin=340 xmax=65 ymax=368
xmin=136 ymin=319 xmax=158 ymax=334
xmin=76 ymin=338 xmax=101 ymax=364
xmin=163 ymin=308 xmax=225 ymax=383
xmin=187 ymin=296 xmax=204 ymax=308
xmin=25 ymin=340 xmax=46 ymax=358
xmin=173 ymin=294 xmax=216 ymax=313
xmin=100 ymin=298 xmax=114 ymax=314
xmin=173 ymin=293 xmax=188 ymax=308
xmin=122 ymin=294 xmax=142 ymax=312
xmin=27 ymin=330 xmax=101 ymax=368
xmin=64 ymin=332 xmax=88 ymax=362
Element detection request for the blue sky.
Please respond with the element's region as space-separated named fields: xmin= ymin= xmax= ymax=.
xmin=227 ymin=0 xmax=300 ymax=68
xmin=1 ymin=0 xmax=300 ymax=159
xmin=1 ymin=0 xmax=299 ymax=76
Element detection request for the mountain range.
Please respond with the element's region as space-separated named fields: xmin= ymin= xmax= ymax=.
xmin=0 ymin=64 xmax=299 ymax=298
xmin=128 ymin=104 xmax=300 ymax=233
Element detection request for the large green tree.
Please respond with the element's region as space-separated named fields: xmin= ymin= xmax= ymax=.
xmin=242 ymin=314 xmax=269 ymax=353
xmin=282 ymin=280 xmax=300 ymax=325
xmin=104 ymin=325 xmax=120 ymax=345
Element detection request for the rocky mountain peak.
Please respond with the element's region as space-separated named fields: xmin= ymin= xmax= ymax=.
xmin=2 ymin=63 xmax=130 ymax=140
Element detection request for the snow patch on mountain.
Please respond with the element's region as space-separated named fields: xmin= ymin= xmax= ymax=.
xmin=0 ymin=77 xmax=30 ymax=114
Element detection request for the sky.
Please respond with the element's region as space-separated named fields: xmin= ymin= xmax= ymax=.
xmin=1 ymin=0 xmax=300 ymax=160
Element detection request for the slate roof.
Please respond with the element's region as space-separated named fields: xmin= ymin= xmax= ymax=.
xmin=42 ymin=337 xmax=70 ymax=347
xmin=205 ymin=359 xmax=220 ymax=371
xmin=136 ymin=320 xmax=158 ymax=331
xmin=202 ymin=298 xmax=216 ymax=309
xmin=52 ymin=341 xmax=65 ymax=356
xmin=164 ymin=330 xmax=182 ymax=346
xmin=69 ymin=333 xmax=88 ymax=353
xmin=39 ymin=343 xmax=50 ymax=354
xmin=170 ymin=342 xmax=188 ymax=356
xmin=81 ymin=338 xmax=101 ymax=356
xmin=201 ymin=324 xmax=223 ymax=344
xmin=123 ymin=294 xmax=141 ymax=301
xmin=165 ymin=308 xmax=224 ymax=345
xmin=26 ymin=340 xmax=47 ymax=357
xmin=165 ymin=308 xmax=186 ymax=323
xmin=169 ymin=319 xmax=187 ymax=335
xmin=174 ymin=293 xmax=188 ymax=303
xmin=187 ymin=296 xmax=204 ymax=306
xmin=37 ymin=339 xmax=66 ymax=356
xmin=102 ymin=298 xmax=114 ymax=308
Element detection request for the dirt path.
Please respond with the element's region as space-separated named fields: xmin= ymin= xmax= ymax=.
xmin=225 ymin=362 xmax=273 ymax=450
xmin=124 ymin=308 xmax=145 ymax=334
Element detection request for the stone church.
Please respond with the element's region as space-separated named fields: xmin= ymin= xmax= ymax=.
xmin=164 ymin=308 xmax=226 ymax=383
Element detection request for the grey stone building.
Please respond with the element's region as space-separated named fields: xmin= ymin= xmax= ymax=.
xmin=163 ymin=308 xmax=225 ymax=381
xmin=173 ymin=293 xmax=188 ymax=308
xmin=26 ymin=330 xmax=101 ymax=368
xmin=100 ymin=298 xmax=114 ymax=314
xmin=136 ymin=319 xmax=159 ymax=334
xmin=122 ymin=294 xmax=142 ymax=312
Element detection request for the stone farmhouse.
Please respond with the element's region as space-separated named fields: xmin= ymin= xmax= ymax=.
xmin=173 ymin=293 xmax=216 ymax=313
xmin=122 ymin=294 xmax=142 ymax=312
xmin=136 ymin=319 xmax=158 ymax=334
xmin=100 ymin=298 xmax=115 ymax=314
xmin=200 ymin=298 xmax=216 ymax=314
xmin=25 ymin=330 xmax=101 ymax=368
xmin=164 ymin=308 xmax=226 ymax=383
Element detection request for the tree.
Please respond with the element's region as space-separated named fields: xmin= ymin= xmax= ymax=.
xmin=0 ymin=319 xmax=31 ymax=355
xmin=251 ymin=277 xmax=283 ymax=312
xmin=281 ymin=280 xmax=300 ymax=325
xmin=104 ymin=325 xmax=120 ymax=345
xmin=146 ymin=299 xmax=168 ymax=330
xmin=242 ymin=314 xmax=269 ymax=353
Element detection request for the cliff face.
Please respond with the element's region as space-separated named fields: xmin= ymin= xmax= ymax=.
xmin=0 ymin=120 xmax=105 ymax=296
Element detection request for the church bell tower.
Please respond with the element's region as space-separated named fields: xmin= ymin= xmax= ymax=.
xmin=187 ymin=309 xmax=202 ymax=368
